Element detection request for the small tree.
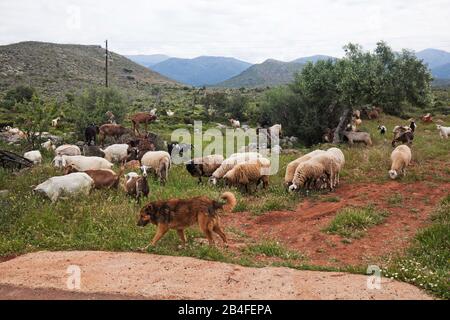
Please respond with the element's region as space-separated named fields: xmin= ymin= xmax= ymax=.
xmin=15 ymin=95 xmax=56 ymax=148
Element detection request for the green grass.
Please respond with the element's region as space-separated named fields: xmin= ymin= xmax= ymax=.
xmin=324 ymin=205 xmax=390 ymax=239
xmin=382 ymin=195 xmax=450 ymax=299
xmin=387 ymin=193 xmax=404 ymax=207
xmin=243 ymin=241 xmax=303 ymax=260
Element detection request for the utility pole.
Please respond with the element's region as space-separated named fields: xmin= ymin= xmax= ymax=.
xmin=105 ymin=40 xmax=109 ymax=88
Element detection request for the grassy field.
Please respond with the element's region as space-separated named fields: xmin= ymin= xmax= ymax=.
xmin=0 ymin=112 xmax=449 ymax=298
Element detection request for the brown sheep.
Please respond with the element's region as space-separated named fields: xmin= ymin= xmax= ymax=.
xmin=64 ymin=165 xmax=121 ymax=189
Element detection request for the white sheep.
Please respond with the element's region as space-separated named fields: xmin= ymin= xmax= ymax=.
xmin=34 ymin=172 xmax=94 ymax=202
xmin=55 ymin=144 xmax=81 ymax=156
xmin=41 ymin=139 xmax=56 ymax=152
xmin=186 ymin=154 xmax=224 ymax=183
xmin=140 ymin=151 xmax=171 ymax=184
xmin=53 ymin=155 xmax=113 ymax=171
xmin=24 ymin=150 xmax=42 ymax=165
xmin=284 ymin=150 xmax=326 ymax=186
xmin=436 ymin=125 xmax=450 ymax=139
xmin=389 ymin=145 xmax=412 ymax=180
xmin=289 ymin=153 xmax=339 ymax=192
xmin=101 ymin=144 xmax=129 ymax=163
xmin=326 ymin=147 xmax=345 ymax=187
xmin=210 ymin=153 xmax=264 ymax=185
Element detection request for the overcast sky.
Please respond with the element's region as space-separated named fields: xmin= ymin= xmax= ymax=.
xmin=1 ymin=0 xmax=449 ymax=63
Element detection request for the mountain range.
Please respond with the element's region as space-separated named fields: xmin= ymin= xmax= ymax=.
xmin=127 ymin=49 xmax=450 ymax=87
xmin=149 ymin=56 xmax=252 ymax=87
xmin=125 ymin=54 xmax=170 ymax=68
xmin=0 ymin=42 xmax=177 ymax=96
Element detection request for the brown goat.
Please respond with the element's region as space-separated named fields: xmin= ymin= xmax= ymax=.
xmin=64 ymin=165 xmax=121 ymax=189
xmin=130 ymin=112 xmax=157 ymax=135
xmin=124 ymin=166 xmax=150 ymax=202
xmin=368 ymin=110 xmax=379 ymax=120
xmin=99 ymin=124 xmax=129 ymax=146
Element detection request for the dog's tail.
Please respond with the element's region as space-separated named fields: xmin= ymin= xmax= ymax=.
xmin=220 ymin=192 xmax=237 ymax=213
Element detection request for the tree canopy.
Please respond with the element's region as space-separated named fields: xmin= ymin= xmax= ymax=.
xmin=260 ymin=42 xmax=433 ymax=146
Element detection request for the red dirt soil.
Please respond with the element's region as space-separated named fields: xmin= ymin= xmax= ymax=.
xmin=223 ymin=181 xmax=450 ymax=268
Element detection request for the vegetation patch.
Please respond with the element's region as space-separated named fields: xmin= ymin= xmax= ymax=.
xmin=324 ymin=206 xmax=390 ymax=239
xmin=243 ymin=241 xmax=302 ymax=260
xmin=382 ymin=195 xmax=450 ymax=299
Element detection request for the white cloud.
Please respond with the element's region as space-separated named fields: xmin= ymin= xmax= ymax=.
xmin=0 ymin=0 xmax=449 ymax=63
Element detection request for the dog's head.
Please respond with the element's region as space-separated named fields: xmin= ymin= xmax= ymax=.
xmin=137 ymin=205 xmax=153 ymax=227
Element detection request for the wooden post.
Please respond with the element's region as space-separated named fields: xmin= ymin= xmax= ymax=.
xmin=105 ymin=40 xmax=109 ymax=88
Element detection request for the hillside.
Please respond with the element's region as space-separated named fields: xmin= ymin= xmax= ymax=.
xmin=150 ymin=56 xmax=252 ymax=86
xmin=416 ymin=48 xmax=450 ymax=80
xmin=216 ymin=59 xmax=304 ymax=88
xmin=291 ymin=54 xmax=335 ymax=64
xmin=0 ymin=42 xmax=177 ymax=96
xmin=432 ymin=63 xmax=450 ymax=79
xmin=126 ymin=54 xmax=170 ymax=67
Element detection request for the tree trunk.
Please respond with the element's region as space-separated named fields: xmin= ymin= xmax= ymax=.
xmin=333 ymin=108 xmax=352 ymax=144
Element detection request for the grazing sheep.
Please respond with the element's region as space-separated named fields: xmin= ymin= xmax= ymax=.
xmin=34 ymin=173 xmax=94 ymax=202
xmin=41 ymin=140 xmax=56 ymax=152
xmin=55 ymin=144 xmax=81 ymax=157
xmin=289 ymin=160 xmax=326 ymax=192
xmin=289 ymin=153 xmax=339 ymax=192
xmin=342 ymin=131 xmax=372 ymax=146
xmin=24 ymin=150 xmax=42 ymax=165
xmin=140 ymin=151 xmax=171 ymax=185
xmin=64 ymin=165 xmax=121 ymax=189
xmin=392 ymin=131 xmax=414 ymax=147
xmin=186 ymin=155 xmax=224 ymax=184
xmin=101 ymin=144 xmax=129 ymax=163
xmin=393 ymin=125 xmax=411 ymax=139
xmin=284 ymin=150 xmax=326 ymax=187
xmin=223 ymin=160 xmax=270 ymax=193
xmin=209 ymin=153 xmax=264 ymax=185
xmin=389 ymin=145 xmax=412 ymax=179
xmin=82 ymin=145 xmax=105 ymax=158
xmin=124 ymin=166 xmax=150 ymax=202
xmin=378 ymin=125 xmax=387 ymax=135
xmin=53 ymin=155 xmax=113 ymax=171
xmin=436 ymin=125 xmax=450 ymax=139
xmin=326 ymin=147 xmax=345 ymax=187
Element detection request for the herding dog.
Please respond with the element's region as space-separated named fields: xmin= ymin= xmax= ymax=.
xmin=137 ymin=192 xmax=236 ymax=250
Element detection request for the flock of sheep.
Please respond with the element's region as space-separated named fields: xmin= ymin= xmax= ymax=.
xmin=13 ymin=110 xmax=448 ymax=207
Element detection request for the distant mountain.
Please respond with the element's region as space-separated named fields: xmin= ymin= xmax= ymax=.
xmin=0 ymin=42 xmax=177 ymax=96
xmin=126 ymin=54 xmax=170 ymax=67
xmin=216 ymin=59 xmax=304 ymax=88
xmin=416 ymin=49 xmax=450 ymax=69
xmin=432 ymin=63 xmax=450 ymax=79
xmin=291 ymin=55 xmax=336 ymax=64
xmin=150 ymin=56 xmax=252 ymax=86
xmin=415 ymin=48 xmax=450 ymax=81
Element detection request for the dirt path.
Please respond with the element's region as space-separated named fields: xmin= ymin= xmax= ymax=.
xmin=224 ymin=181 xmax=450 ymax=267
xmin=0 ymin=251 xmax=431 ymax=300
